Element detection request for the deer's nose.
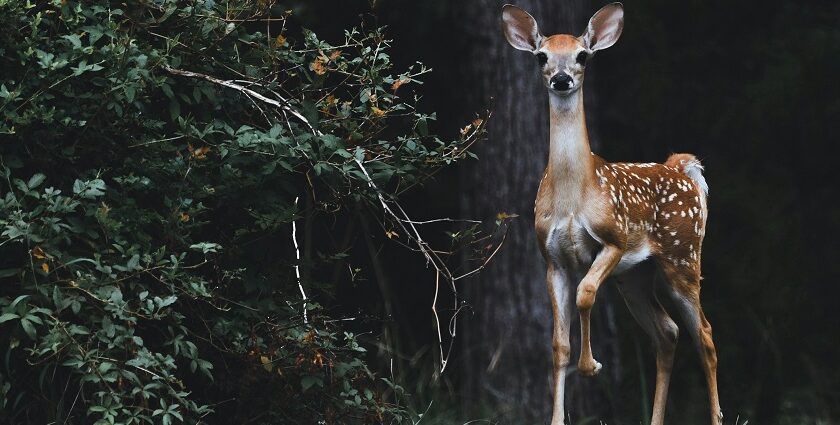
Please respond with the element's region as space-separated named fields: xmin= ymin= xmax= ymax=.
xmin=550 ymin=73 xmax=573 ymax=91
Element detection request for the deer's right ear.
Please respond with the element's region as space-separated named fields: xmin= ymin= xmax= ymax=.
xmin=502 ymin=5 xmax=541 ymax=52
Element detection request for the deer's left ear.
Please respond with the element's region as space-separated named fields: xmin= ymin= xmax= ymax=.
xmin=582 ymin=3 xmax=624 ymax=52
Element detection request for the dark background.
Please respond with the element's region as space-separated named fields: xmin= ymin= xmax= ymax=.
xmin=295 ymin=0 xmax=840 ymax=424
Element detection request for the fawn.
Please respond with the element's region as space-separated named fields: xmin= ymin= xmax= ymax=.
xmin=501 ymin=3 xmax=721 ymax=425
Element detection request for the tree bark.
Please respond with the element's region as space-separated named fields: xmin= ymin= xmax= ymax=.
xmin=455 ymin=1 xmax=622 ymax=422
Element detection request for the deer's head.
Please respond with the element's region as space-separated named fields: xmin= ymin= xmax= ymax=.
xmin=502 ymin=3 xmax=624 ymax=95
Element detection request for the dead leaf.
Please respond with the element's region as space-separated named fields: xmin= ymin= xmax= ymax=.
xmin=391 ymin=77 xmax=409 ymax=92
xmin=310 ymin=57 xmax=327 ymax=75
xmin=32 ymin=246 xmax=47 ymax=260
xmin=179 ymin=212 xmax=190 ymax=222
xmin=260 ymin=355 xmax=273 ymax=372
xmin=40 ymin=262 xmax=50 ymax=273
xmin=385 ymin=230 xmax=399 ymax=239
xmin=275 ymin=34 xmax=286 ymax=46
xmin=189 ymin=144 xmax=211 ymax=160
xmin=496 ymin=212 xmax=519 ymax=220
xmin=371 ymin=106 xmax=386 ymax=118
xmin=313 ymin=351 xmax=326 ymax=367
xmin=328 ymin=50 xmax=342 ymax=60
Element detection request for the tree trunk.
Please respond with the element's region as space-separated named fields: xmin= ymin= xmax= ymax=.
xmin=455 ymin=1 xmax=622 ymax=422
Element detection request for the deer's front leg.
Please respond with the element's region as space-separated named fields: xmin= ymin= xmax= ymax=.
xmin=547 ymin=266 xmax=574 ymax=425
xmin=576 ymin=244 xmax=623 ymax=376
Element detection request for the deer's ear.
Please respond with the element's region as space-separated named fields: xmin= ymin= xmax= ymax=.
xmin=502 ymin=4 xmax=541 ymax=52
xmin=582 ymin=2 xmax=623 ymax=51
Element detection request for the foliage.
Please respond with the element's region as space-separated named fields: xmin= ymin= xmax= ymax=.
xmin=0 ymin=1 xmax=486 ymax=423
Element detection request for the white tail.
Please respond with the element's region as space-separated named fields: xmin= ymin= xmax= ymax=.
xmin=502 ymin=4 xmax=722 ymax=425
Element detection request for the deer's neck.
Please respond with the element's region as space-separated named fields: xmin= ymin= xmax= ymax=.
xmin=545 ymin=90 xmax=597 ymax=209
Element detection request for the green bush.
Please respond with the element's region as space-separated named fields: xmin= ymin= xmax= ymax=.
xmin=0 ymin=1 xmax=485 ymax=423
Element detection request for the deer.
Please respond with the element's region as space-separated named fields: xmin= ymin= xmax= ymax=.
xmin=501 ymin=3 xmax=721 ymax=425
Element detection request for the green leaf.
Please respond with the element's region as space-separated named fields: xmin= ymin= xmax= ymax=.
xmin=161 ymin=83 xmax=174 ymax=99
xmin=20 ymin=318 xmax=36 ymax=339
xmin=0 ymin=84 xmax=11 ymax=99
xmin=169 ymin=100 xmax=180 ymax=120
xmin=0 ymin=313 xmax=20 ymax=324
xmin=61 ymin=34 xmax=83 ymax=49
xmin=301 ymin=375 xmax=323 ymax=391
xmin=27 ymin=173 xmax=46 ymax=189
xmin=0 ymin=268 xmax=20 ymax=278
xmin=189 ymin=242 xmax=221 ymax=254
xmin=124 ymin=85 xmax=136 ymax=103
xmin=98 ymin=362 xmax=113 ymax=374
xmin=72 ymin=179 xmax=106 ymax=198
xmin=10 ymin=295 xmax=29 ymax=308
xmin=126 ymin=254 xmax=140 ymax=270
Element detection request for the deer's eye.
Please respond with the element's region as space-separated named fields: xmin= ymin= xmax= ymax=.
xmin=576 ymin=51 xmax=588 ymax=65
xmin=535 ymin=52 xmax=548 ymax=67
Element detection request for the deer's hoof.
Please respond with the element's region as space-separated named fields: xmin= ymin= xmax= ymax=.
xmin=578 ymin=358 xmax=602 ymax=376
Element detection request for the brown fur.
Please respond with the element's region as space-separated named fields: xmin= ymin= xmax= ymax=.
xmin=595 ymin=157 xmax=706 ymax=283
xmin=541 ymin=34 xmax=580 ymax=52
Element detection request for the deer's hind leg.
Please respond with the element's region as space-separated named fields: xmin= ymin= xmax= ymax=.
xmin=660 ymin=263 xmax=722 ymax=425
xmin=617 ymin=263 xmax=679 ymax=425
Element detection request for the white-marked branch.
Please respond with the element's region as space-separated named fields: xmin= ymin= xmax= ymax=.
xmin=292 ymin=197 xmax=307 ymax=324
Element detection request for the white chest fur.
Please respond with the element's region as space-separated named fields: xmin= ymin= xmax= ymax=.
xmin=541 ymin=211 xmax=652 ymax=274
xmin=542 ymin=213 xmax=597 ymax=268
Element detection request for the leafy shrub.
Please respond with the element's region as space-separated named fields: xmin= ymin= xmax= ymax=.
xmin=0 ymin=1 xmax=485 ymax=423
